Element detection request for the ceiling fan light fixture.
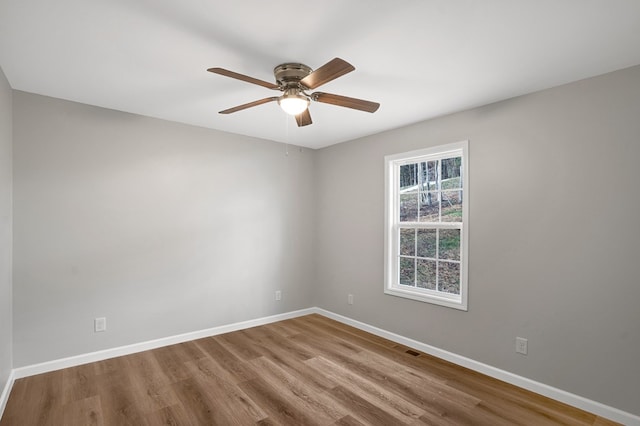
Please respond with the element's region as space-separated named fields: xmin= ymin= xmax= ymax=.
xmin=278 ymin=91 xmax=310 ymax=115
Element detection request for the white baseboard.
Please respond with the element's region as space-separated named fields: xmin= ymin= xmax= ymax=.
xmin=0 ymin=370 xmax=15 ymax=421
xmin=3 ymin=307 xmax=638 ymax=425
xmin=12 ymin=307 xmax=316 ymax=380
xmin=315 ymin=308 xmax=640 ymax=426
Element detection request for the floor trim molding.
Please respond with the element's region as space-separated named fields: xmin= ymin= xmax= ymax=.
xmin=316 ymin=308 xmax=640 ymax=426
xmin=12 ymin=308 xmax=316 ymax=380
xmin=0 ymin=370 xmax=15 ymax=421
xmin=4 ymin=307 xmax=639 ymax=425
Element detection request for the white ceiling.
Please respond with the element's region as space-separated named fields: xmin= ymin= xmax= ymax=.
xmin=1 ymin=1 xmax=640 ymax=149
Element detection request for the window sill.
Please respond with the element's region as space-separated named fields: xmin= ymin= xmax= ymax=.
xmin=384 ymin=286 xmax=467 ymax=311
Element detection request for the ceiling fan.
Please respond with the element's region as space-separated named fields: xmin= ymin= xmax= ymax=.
xmin=207 ymin=58 xmax=380 ymax=127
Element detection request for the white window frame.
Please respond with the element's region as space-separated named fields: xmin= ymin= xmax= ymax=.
xmin=384 ymin=141 xmax=469 ymax=311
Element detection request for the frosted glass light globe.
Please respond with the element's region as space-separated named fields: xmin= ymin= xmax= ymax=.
xmin=278 ymin=93 xmax=310 ymax=115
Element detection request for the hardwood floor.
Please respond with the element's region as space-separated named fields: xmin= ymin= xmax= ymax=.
xmin=1 ymin=314 xmax=620 ymax=425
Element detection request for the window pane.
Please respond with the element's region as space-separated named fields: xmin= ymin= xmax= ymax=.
xmin=417 ymin=259 xmax=436 ymax=290
xmin=438 ymin=229 xmax=460 ymax=260
xmin=399 ymin=257 xmax=415 ymax=286
xmin=419 ymin=191 xmax=439 ymax=222
xmin=400 ymin=164 xmax=418 ymax=190
xmin=439 ymin=261 xmax=460 ymax=294
xmin=416 ymin=228 xmax=436 ymax=258
xmin=400 ymin=192 xmax=418 ymax=222
xmin=420 ymin=161 xmax=438 ymax=192
xmin=427 ymin=161 xmax=438 ymax=189
xmin=441 ymin=190 xmax=462 ymax=222
xmin=400 ymin=228 xmax=415 ymax=256
xmin=441 ymin=157 xmax=462 ymax=189
xmin=418 ymin=162 xmax=426 ymax=189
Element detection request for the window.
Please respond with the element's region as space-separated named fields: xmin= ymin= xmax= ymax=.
xmin=384 ymin=141 xmax=468 ymax=310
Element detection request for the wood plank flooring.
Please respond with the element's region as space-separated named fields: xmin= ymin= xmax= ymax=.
xmin=0 ymin=314 xmax=620 ymax=425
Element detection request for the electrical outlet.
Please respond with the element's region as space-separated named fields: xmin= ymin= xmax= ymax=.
xmin=94 ymin=317 xmax=106 ymax=333
xmin=516 ymin=337 xmax=528 ymax=355
xmin=348 ymin=294 xmax=354 ymax=305
xmin=275 ymin=290 xmax=282 ymax=301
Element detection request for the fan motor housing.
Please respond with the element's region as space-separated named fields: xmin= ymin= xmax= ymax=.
xmin=274 ymin=63 xmax=312 ymax=89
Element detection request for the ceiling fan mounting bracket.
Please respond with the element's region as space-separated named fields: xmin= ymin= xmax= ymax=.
xmin=273 ymin=63 xmax=313 ymax=90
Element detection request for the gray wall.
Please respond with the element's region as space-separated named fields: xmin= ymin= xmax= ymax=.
xmin=314 ymin=65 xmax=640 ymax=415
xmin=8 ymin=65 xmax=640 ymax=416
xmin=0 ymin=68 xmax=12 ymax=390
xmin=12 ymin=92 xmax=315 ymax=366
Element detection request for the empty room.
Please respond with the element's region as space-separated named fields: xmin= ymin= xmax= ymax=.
xmin=1 ymin=1 xmax=640 ymax=425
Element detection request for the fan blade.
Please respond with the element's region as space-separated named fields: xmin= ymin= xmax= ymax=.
xmin=295 ymin=109 xmax=312 ymax=127
xmin=208 ymin=67 xmax=280 ymax=90
xmin=300 ymin=58 xmax=355 ymax=89
xmin=219 ymin=97 xmax=279 ymax=114
xmin=312 ymin=92 xmax=380 ymax=113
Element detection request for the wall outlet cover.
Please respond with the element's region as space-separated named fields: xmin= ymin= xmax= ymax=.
xmin=516 ymin=337 xmax=528 ymax=355
xmin=94 ymin=317 xmax=106 ymax=332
